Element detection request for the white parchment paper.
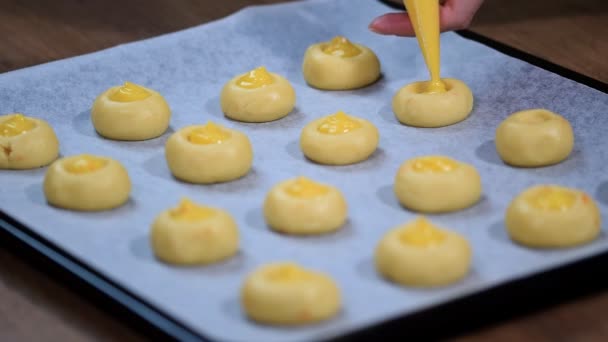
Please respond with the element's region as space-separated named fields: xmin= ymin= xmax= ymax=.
xmin=1 ymin=0 xmax=607 ymax=341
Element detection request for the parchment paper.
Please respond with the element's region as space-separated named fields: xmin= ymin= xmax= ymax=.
xmin=1 ymin=0 xmax=607 ymax=341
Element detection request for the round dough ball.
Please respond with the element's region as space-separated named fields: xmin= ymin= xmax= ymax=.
xmin=506 ymin=185 xmax=601 ymax=248
xmin=150 ymin=198 xmax=239 ymax=265
xmin=495 ymin=109 xmax=574 ymax=167
xmin=375 ymin=217 xmax=471 ymax=287
xmin=392 ymin=78 xmax=473 ymax=127
xmin=241 ymin=262 xmax=341 ymax=325
xmin=91 ymin=81 xmax=171 ymax=140
xmin=0 ymin=113 xmax=59 ymax=169
xmin=300 ymin=111 xmax=379 ymax=165
xmin=394 ymin=155 xmax=482 ymax=213
xmin=220 ymin=66 xmax=295 ymax=122
xmin=165 ymin=122 xmax=253 ymax=184
xmin=302 ymin=36 xmax=381 ymax=90
xmin=263 ymin=176 xmax=347 ymax=235
xmin=43 ymin=154 xmax=131 ymax=211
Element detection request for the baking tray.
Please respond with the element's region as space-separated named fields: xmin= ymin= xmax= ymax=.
xmin=1 ymin=0 xmax=607 ymax=341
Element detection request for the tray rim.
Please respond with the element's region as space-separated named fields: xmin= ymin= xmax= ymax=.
xmin=0 ymin=2 xmax=606 ymax=341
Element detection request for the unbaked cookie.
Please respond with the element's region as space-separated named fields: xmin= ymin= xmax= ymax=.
xmin=0 ymin=113 xmax=59 ymax=169
xmin=394 ymin=155 xmax=482 ymax=213
xmin=495 ymin=109 xmax=574 ymax=167
xmin=300 ymin=111 xmax=379 ymax=165
xmin=506 ymin=185 xmax=600 ymax=248
xmin=392 ymin=78 xmax=473 ymax=127
xmin=150 ymin=198 xmax=239 ymax=265
xmin=91 ymin=81 xmax=171 ymax=140
xmin=241 ymin=262 xmax=341 ymax=325
xmin=165 ymin=121 xmax=253 ymax=184
xmin=375 ymin=216 xmax=471 ymax=287
xmin=43 ymin=154 xmax=131 ymax=211
xmin=220 ymin=66 xmax=296 ymax=122
xmin=263 ymin=176 xmax=347 ymax=235
xmin=302 ymin=36 xmax=381 ymax=90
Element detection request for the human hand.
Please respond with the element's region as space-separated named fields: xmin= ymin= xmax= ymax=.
xmin=369 ymin=0 xmax=485 ymax=36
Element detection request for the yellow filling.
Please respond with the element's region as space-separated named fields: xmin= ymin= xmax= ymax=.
xmin=317 ymin=111 xmax=362 ymax=134
xmin=424 ymin=79 xmax=446 ymax=93
xmin=0 ymin=114 xmax=36 ymax=137
xmin=109 ymin=82 xmax=152 ymax=102
xmin=169 ymin=198 xmax=216 ymax=221
xmin=64 ymin=155 xmax=108 ymax=174
xmin=528 ymin=187 xmax=577 ymax=211
xmin=322 ymin=36 xmax=362 ymax=57
xmin=400 ymin=217 xmax=446 ymax=247
xmin=236 ymin=66 xmax=275 ymax=89
xmin=188 ymin=122 xmax=232 ymax=145
xmin=284 ymin=177 xmax=330 ymax=199
xmin=265 ymin=263 xmax=311 ymax=282
xmin=411 ymin=156 xmax=458 ymax=173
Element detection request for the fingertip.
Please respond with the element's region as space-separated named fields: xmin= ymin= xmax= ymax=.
xmin=368 ymin=26 xmax=384 ymax=35
xmin=368 ymin=16 xmax=390 ymax=35
xmin=368 ymin=21 xmax=389 ymax=35
xmin=368 ymin=13 xmax=416 ymax=37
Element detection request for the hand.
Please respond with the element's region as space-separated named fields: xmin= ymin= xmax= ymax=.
xmin=369 ymin=0 xmax=485 ymax=36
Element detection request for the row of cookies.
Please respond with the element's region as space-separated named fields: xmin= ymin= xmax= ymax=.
xmin=165 ymin=111 xmax=379 ymax=185
xmin=0 ymin=106 xmax=578 ymax=176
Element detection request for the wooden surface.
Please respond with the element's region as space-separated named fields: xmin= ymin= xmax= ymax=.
xmin=0 ymin=0 xmax=606 ymax=341
xmin=467 ymin=0 xmax=608 ymax=84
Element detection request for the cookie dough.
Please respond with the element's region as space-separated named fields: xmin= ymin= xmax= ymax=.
xmin=300 ymin=111 xmax=379 ymax=165
xmin=375 ymin=216 xmax=471 ymax=287
xmin=91 ymin=81 xmax=171 ymax=141
xmin=495 ymin=109 xmax=574 ymax=167
xmin=506 ymin=185 xmax=601 ymax=248
xmin=43 ymin=154 xmax=131 ymax=211
xmin=302 ymin=36 xmax=381 ymax=90
xmin=392 ymin=78 xmax=473 ymax=127
xmin=263 ymin=176 xmax=347 ymax=235
xmin=220 ymin=66 xmax=296 ymax=122
xmin=150 ymin=198 xmax=239 ymax=265
xmin=394 ymin=155 xmax=482 ymax=213
xmin=241 ymin=262 xmax=341 ymax=325
xmin=0 ymin=113 xmax=59 ymax=169
xmin=165 ymin=121 xmax=253 ymax=184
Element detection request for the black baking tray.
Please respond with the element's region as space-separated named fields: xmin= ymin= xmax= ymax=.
xmin=0 ymin=2 xmax=606 ymax=341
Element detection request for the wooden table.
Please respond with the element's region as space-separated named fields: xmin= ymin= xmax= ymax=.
xmin=0 ymin=0 xmax=606 ymax=340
